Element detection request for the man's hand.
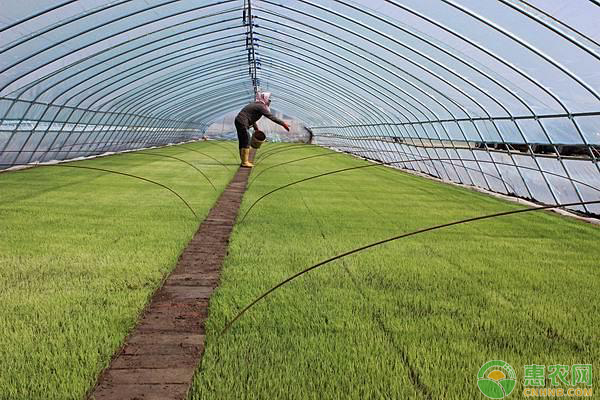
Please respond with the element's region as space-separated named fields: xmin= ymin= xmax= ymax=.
xmin=282 ymin=122 xmax=290 ymax=132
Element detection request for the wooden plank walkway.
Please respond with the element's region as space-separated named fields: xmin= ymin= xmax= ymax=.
xmin=89 ymin=152 xmax=252 ymax=400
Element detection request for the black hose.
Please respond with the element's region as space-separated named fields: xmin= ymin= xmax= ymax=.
xmin=254 ymin=143 xmax=316 ymax=165
xmin=55 ymin=164 xmax=198 ymax=218
xmin=179 ymin=146 xmax=230 ymax=170
xmin=249 ymin=151 xmax=518 ymax=194
xmin=240 ymin=155 xmax=600 ymax=223
xmin=252 ymin=142 xmax=302 ymax=163
xmin=203 ymin=140 xmax=238 ymax=161
xmin=247 ymin=150 xmax=339 ymax=188
xmin=133 ymin=152 xmax=216 ymax=190
xmin=222 ymin=199 xmax=600 ymax=335
xmin=254 ymin=142 xmax=312 ymax=161
xmin=240 ymin=158 xmax=508 ymax=223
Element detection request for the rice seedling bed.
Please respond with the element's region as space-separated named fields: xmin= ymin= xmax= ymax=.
xmin=190 ymin=143 xmax=599 ymax=399
xmin=0 ymin=141 xmax=238 ymax=399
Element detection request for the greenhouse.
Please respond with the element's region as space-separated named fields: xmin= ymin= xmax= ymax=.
xmin=0 ymin=0 xmax=598 ymax=399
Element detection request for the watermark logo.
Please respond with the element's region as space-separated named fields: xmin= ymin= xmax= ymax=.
xmin=478 ymin=362 xmax=593 ymax=398
xmin=523 ymin=364 xmax=592 ymax=397
xmin=477 ymin=360 xmax=517 ymax=399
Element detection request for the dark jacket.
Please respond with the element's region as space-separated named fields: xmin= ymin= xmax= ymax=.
xmin=235 ymin=102 xmax=285 ymax=128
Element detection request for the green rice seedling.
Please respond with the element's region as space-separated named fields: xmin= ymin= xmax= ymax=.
xmin=190 ymin=144 xmax=599 ymax=400
xmin=0 ymin=141 xmax=237 ymax=399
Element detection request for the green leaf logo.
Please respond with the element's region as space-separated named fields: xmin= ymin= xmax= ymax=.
xmin=477 ymin=360 xmax=517 ymax=399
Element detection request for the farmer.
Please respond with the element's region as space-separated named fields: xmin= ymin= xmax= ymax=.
xmin=235 ymin=92 xmax=290 ymax=168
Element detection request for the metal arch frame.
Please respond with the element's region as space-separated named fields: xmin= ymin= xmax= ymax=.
xmin=161 ymin=81 xmax=349 ymax=128
xmin=255 ymin=21 xmax=507 ymax=186
xmin=12 ymin=45 xmax=248 ymax=163
xmin=284 ymin=0 xmax=596 ymax=205
xmin=5 ymin=1 xmax=492 ymax=136
xmin=21 ymin=6 xmax=472 ymax=183
xmin=253 ymin=46 xmax=441 ymax=175
xmin=0 ymin=0 xmax=564 ymax=123
xmin=259 ymin=4 xmax=497 ymax=119
xmin=256 ymin=58 xmax=407 ymax=127
xmin=6 ymin=10 xmax=244 ymax=102
xmin=371 ymin=0 xmax=599 ymax=117
xmin=252 ymin=14 xmax=510 ymax=190
xmin=255 ymin=7 xmax=541 ymax=193
xmin=252 ymin=65 xmax=445 ymax=174
xmin=163 ymin=84 xmax=352 ymax=130
xmin=77 ymin=52 xmax=248 ymax=155
xmin=0 ymin=0 xmax=240 ymax=93
xmin=79 ymin=87 xmax=244 ymax=158
xmin=281 ymin=0 xmax=595 ymax=209
xmin=0 ymin=1 xmax=79 ymax=33
xmin=0 ymin=2 xmax=246 ymax=164
xmin=126 ymin=55 xmax=400 ymax=148
xmin=374 ymin=0 xmax=600 ymax=210
xmin=259 ymin=21 xmax=451 ymax=122
xmin=58 ymin=30 xmax=245 ymax=109
xmin=178 ymin=82 xmax=367 ymax=142
xmin=95 ymin=38 xmax=404 ymax=142
xmin=375 ymin=2 xmax=596 ymax=122
xmin=433 ymin=0 xmax=600 ymax=207
xmin=176 ymin=75 xmax=358 ymax=126
xmin=0 ymin=1 xmax=132 ymax=55
xmin=36 ymin=53 xmax=249 ymax=159
xmin=123 ymin=49 xmax=402 ymax=129
xmin=498 ymin=0 xmax=600 ymax=58
xmin=193 ymin=75 xmax=355 ymax=126
xmin=436 ymin=0 xmax=600 ymax=207
xmin=2 ymin=0 xmax=596 ymax=126
xmin=0 ymin=12 xmax=248 ymax=164
xmin=43 ymin=40 xmax=247 ymax=159
xmin=84 ymin=36 xmax=246 ymax=109
xmin=255 ymin=1 xmax=576 ymax=203
xmin=381 ymin=0 xmax=600 ymax=164
xmin=253 ymin=44 xmax=454 ymax=178
xmin=63 ymin=58 xmax=250 ymax=157
xmin=59 ymin=52 xmax=248 ymax=157
xmin=288 ymin=0 xmax=587 ymax=157
xmin=441 ymin=0 xmax=600 ymax=101
xmin=271 ymin=62 xmax=455 ymax=176
xmin=121 ymin=64 xmax=260 ymax=117
xmin=105 ymin=52 xmax=361 ymax=128
xmin=117 ymin=73 xmax=318 ymax=124
xmin=257 ymin=31 xmax=454 ymax=176
xmin=311 ymin=136 xmax=525 ymax=194
xmin=101 ymin=55 xmax=248 ymax=114
xmin=125 ymin=71 xmax=250 ymax=117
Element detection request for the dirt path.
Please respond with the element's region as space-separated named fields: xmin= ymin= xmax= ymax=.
xmin=89 ymin=151 xmax=252 ymax=400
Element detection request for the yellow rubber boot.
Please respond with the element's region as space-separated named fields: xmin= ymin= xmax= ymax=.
xmin=240 ymin=147 xmax=254 ymax=168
